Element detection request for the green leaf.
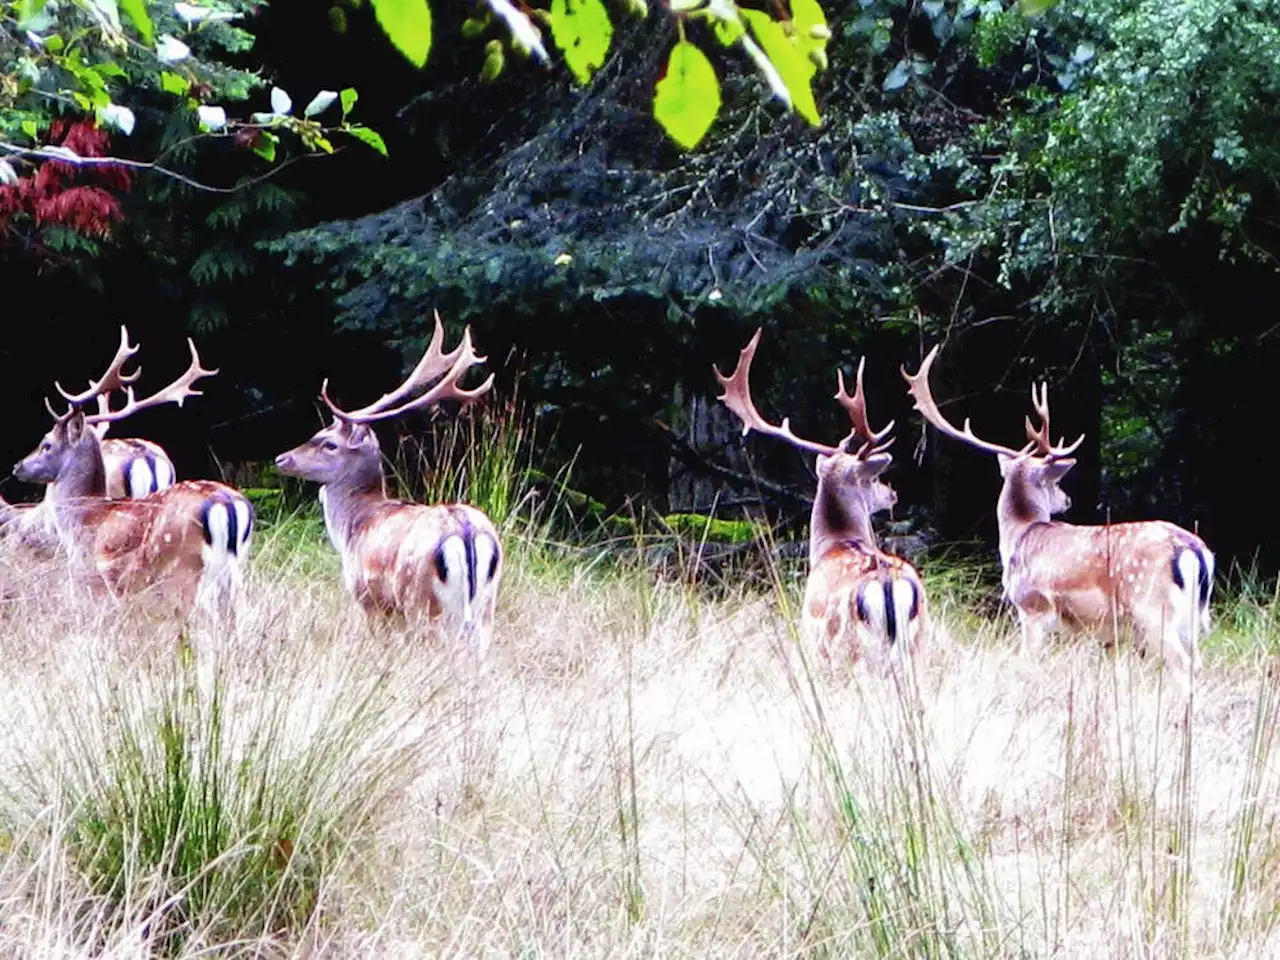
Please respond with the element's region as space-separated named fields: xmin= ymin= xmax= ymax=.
xmin=789 ymin=0 xmax=829 ymax=65
xmin=713 ymin=16 xmax=745 ymax=47
xmin=16 ymin=0 xmax=48 ymax=26
xmin=740 ymin=9 xmax=821 ymax=126
xmin=252 ymin=131 xmax=279 ymax=162
xmin=21 ymin=119 xmax=40 ymax=141
xmin=345 ymin=125 xmax=388 ymax=156
xmin=160 ymin=71 xmax=190 ymax=96
xmin=370 ymin=0 xmax=433 ymax=68
xmin=1018 ymin=0 xmax=1056 ymax=14
xmin=549 ymin=0 xmax=613 ymax=85
xmin=340 ymin=87 xmax=358 ymax=117
xmin=653 ymin=40 xmax=721 ymax=150
xmin=118 ymin=0 xmax=154 ymax=43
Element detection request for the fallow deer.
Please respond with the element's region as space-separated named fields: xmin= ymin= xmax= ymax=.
xmin=11 ymin=337 xmax=253 ymax=622
xmin=714 ymin=328 xmax=927 ymax=673
xmin=273 ymin=315 xmax=504 ymax=657
xmin=902 ymin=344 xmax=1213 ymax=685
xmin=2 ymin=327 xmax=205 ymax=556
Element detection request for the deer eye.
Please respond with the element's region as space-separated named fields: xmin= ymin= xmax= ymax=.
xmin=322 ymin=440 xmax=339 ymax=452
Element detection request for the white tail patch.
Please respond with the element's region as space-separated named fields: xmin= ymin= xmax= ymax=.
xmin=890 ymin=577 xmax=919 ymax=648
xmin=153 ymin=456 xmax=174 ymax=492
xmin=434 ymin=533 xmax=473 ymax=635
xmin=1173 ymin=546 xmax=1210 ymax=669
xmin=127 ymin=458 xmax=157 ymax=498
xmin=196 ymin=495 xmax=254 ymax=624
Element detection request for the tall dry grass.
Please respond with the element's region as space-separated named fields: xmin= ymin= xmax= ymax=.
xmin=0 ymin=518 xmax=1279 ymax=957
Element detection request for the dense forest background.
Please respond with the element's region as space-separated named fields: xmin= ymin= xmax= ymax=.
xmin=3 ymin=0 xmax=1278 ymax=572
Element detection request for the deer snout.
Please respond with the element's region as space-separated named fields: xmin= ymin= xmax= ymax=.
xmin=274 ymin=452 xmax=296 ymax=474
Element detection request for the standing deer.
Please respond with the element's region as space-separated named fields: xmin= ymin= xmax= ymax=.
xmin=11 ymin=337 xmax=253 ymax=622
xmin=2 ymin=327 xmax=202 ymax=556
xmin=901 ymin=344 xmax=1213 ymax=684
xmin=714 ymin=328 xmax=927 ymax=673
xmin=273 ymin=316 xmax=504 ymax=657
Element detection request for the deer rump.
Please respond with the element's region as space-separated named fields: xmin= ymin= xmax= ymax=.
xmin=60 ymin=480 xmax=252 ymax=608
xmin=1004 ymin=520 xmax=1213 ymax=647
xmin=338 ymin=500 xmax=501 ymax=638
xmin=804 ymin=543 xmax=925 ymax=665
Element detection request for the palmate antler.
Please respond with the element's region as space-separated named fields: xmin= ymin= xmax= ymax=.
xmin=714 ymin=327 xmax=895 ymax=458
xmin=319 ymin=311 xmax=494 ymax=424
xmin=901 ymin=344 xmax=1083 ymax=460
xmin=46 ymin=326 xmax=217 ymax=431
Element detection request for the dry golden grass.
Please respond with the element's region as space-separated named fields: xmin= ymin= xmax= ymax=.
xmin=0 ymin=524 xmax=1277 ymax=958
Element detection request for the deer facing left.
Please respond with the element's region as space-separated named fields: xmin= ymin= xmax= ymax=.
xmin=713 ymin=328 xmax=927 ymax=673
xmin=11 ymin=331 xmax=253 ymax=622
xmin=2 ymin=327 xmax=193 ymax=557
xmin=274 ymin=315 xmax=504 ymax=657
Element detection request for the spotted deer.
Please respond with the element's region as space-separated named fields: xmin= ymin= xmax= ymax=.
xmin=274 ymin=315 xmax=504 ymax=657
xmin=714 ymin=328 xmax=927 ymax=673
xmin=11 ymin=337 xmax=253 ymax=622
xmin=902 ymin=344 xmax=1213 ymax=684
xmin=2 ymin=327 xmax=203 ymax=556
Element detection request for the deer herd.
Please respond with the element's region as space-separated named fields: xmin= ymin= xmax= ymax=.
xmin=0 ymin=318 xmax=1216 ymax=691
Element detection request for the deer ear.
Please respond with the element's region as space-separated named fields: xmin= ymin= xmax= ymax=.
xmin=64 ymin=410 xmax=87 ymax=442
xmin=347 ymin=424 xmax=375 ymax=448
xmin=1037 ymin=458 xmax=1075 ymax=485
xmin=855 ymin=453 xmax=892 ymax=481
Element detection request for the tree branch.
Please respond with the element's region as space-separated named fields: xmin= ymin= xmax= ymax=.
xmin=0 ymin=141 xmax=322 ymax=194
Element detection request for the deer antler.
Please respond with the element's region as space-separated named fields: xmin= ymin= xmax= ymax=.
xmin=1023 ymin=381 xmax=1085 ymax=459
xmin=712 ymin=328 xmax=843 ymax=458
xmin=54 ymin=325 xmax=142 ymax=408
xmin=321 ymin=322 xmax=493 ymax=425
xmin=834 ymin=357 xmax=895 ymax=457
xmin=901 ymin=344 xmax=1034 ymax=459
xmin=323 ymin=311 xmax=471 ymax=424
xmin=84 ymin=339 xmax=218 ymax=427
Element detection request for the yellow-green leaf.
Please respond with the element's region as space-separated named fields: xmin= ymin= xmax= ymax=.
xmin=370 ymin=0 xmax=433 ymax=68
xmin=789 ymin=0 xmax=828 ymax=69
xmin=713 ymin=15 xmax=745 ymax=47
xmin=653 ymin=40 xmax=721 ymax=150
xmin=160 ymin=71 xmax=189 ymax=96
xmin=340 ymin=87 xmax=358 ymax=116
xmin=740 ymin=9 xmax=820 ymax=126
xmin=549 ymin=0 xmax=612 ymax=85
xmin=119 ymin=0 xmax=154 ymax=43
xmin=346 ymin=125 xmax=388 ymax=156
xmin=21 ymin=119 xmax=39 ymax=140
xmin=1018 ymin=0 xmax=1056 ymax=14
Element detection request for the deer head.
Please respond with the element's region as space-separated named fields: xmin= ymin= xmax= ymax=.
xmin=714 ymin=328 xmax=898 ymax=551
xmin=902 ymin=343 xmax=1084 ymax=527
xmin=275 ymin=313 xmax=493 ymax=491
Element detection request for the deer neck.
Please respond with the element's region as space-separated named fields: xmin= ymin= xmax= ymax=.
xmin=809 ymin=473 xmax=877 ymax=566
xmin=318 ymin=470 xmax=388 ymax=557
xmin=995 ymin=474 xmax=1051 ymax=569
xmin=47 ymin=437 xmax=108 ymax=544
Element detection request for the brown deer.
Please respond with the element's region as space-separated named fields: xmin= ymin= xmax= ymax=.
xmin=273 ymin=315 xmax=504 ymax=657
xmin=901 ymin=343 xmax=1214 ymax=685
xmin=714 ymin=328 xmax=927 ymax=674
xmin=2 ymin=327 xmax=205 ymax=555
xmin=11 ymin=337 xmax=253 ymax=622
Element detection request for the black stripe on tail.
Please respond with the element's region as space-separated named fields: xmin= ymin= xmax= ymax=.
xmin=1170 ymin=544 xmax=1211 ymax=608
xmin=199 ymin=494 xmax=242 ymax=556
